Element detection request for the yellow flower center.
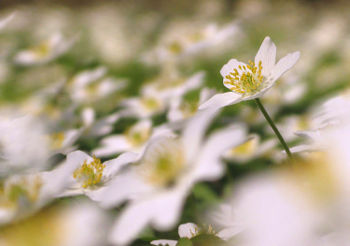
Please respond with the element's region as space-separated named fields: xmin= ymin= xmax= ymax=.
xmin=32 ymin=41 xmax=51 ymax=58
xmin=141 ymin=97 xmax=161 ymax=111
xmin=125 ymin=127 xmax=150 ymax=147
xmin=138 ymin=138 xmax=185 ymax=187
xmin=49 ymin=132 xmax=65 ymax=150
xmin=73 ymin=156 xmax=105 ymax=188
xmin=230 ymin=137 xmax=258 ymax=156
xmin=224 ymin=60 xmax=264 ymax=94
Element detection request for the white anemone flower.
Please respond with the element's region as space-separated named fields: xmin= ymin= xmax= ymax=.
xmin=151 ymin=222 xmax=226 ymax=246
xmin=14 ymin=32 xmax=77 ymax=65
xmin=200 ymin=36 xmax=300 ymax=110
xmin=0 ymin=201 xmax=109 ymax=246
xmin=93 ymin=119 xmax=174 ymax=158
xmin=120 ymin=71 xmax=204 ymax=119
xmin=144 ymin=22 xmax=240 ymax=64
xmin=67 ymin=67 xmax=126 ymax=104
xmin=81 ymin=107 xmax=120 ymax=137
xmin=51 ymin=150 xmax=138 ymax=200
xmin=167 ymin=88 xmax=217 ymax=123
xmin=0 ymin=159 xmax=81 ymax=225
xmin=94 ymin=109 xmax=246 ymax=245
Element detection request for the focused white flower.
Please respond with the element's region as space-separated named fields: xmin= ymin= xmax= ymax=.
xmin=200 ymin=36 xmax=300 ymax=110
xmin=151 ymin=223 xmax=226 ymax=246
xmin=93 ymin=119 xmax=174 ymax=157
xmin=51 ymin=150 xmax=138 ymax=200
xmin=14 ymin=32 xmax=77 ymax=65
xmin=96 ymin=109 xmax=246 ymax=245
xmin=0 ymin=201 xmax=109 ymax=246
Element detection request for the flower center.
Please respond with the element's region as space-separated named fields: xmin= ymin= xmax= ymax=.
xmin=224 ymin=60 xmax=264 ymax=94
xmin=0 ymin=176 xmax=42 ymax=208
xmin=49 ymin=132 xmax=65 ymax=150
xmin=32 ymin=41 xmax=51 ymax=58
xmin=138 ymin=137 xmax=185 ymax=187
xmin=141 ymin=97 xmax=161 ymax=111
xmin=73 ymin=156 xmax=105 ymax=188
xmin=125 ymin=127 xmax=150 ymax=147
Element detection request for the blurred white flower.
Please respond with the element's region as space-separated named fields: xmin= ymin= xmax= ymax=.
xmin=144 ymin=22 xmax=240 ymax=64
xmin=223 ymin=134 xmax=276 ymax=163
xmin=67 ymin=67 xmax=126 ymax=104
xmin=81 ymin=107 xmax=120 ymax=137
xmin=97 ymin=109 xmax=247 ymax=245
xmin=93 ymin=119 xmax=174 ymax=157
xmin=167 ymin=88 xmax=216 ymax=123
xmin=14 ymin=32 xmax=77 ymax=65
xmin=120 ymin=71 xmax=204 ymax=119
xmin=200 ymin=36 xmax=300 ymax=110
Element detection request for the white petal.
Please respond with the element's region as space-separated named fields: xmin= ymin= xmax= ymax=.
xmin=217 ymin=227 xmax=243 ymax=240
xmin=109 ymin=188 xmax=186 ymax=245
xmin=271 ymin=51 xmax=300 ymax=81
xmin=199 ymin=92 xmax=242 ymax=111
xmin=178 ymin=223 xmax=199 ymax=238
xmin=103 ymin=152 xmax=139 ymax=177
xmin=182 ymin=109 xmax=218 ymax=162
xmin=254 ymin=36 xmax=276 ymax=76
xmin=91 ymin=171 xmax=152 ymax=208
xmin=92 ymin=135 xmax=131 ymax=157
xmin=220 ymin=59 xmax=246 ymax=77
xmin=0 ymin=13 xmax=15 ymax=30
xmin=151 ymin=240 xmax=177 ymax=246
xmin=194 ymin=124 xmax=246 ymax=181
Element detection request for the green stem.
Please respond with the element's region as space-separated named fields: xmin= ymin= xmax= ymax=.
xmin=255 ymin=98 xmax=293 ymax=159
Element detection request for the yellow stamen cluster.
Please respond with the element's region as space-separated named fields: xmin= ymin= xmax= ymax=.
xmin=126 ymin=127 xmax=150 ymax=147
xmin=73 ymin=156 xmax=105 ymax=188
xmin=224 ymin=60 xmax=263 ymax=94
xmin=138 ymin=138 xmax=185 ymax=187
xmin=32 ymin=41 xmax=50 ymax=58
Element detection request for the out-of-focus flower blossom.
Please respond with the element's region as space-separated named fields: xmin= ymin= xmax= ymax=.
xmin=81 ymin=107 xmax=120 ymax=137
xmin=200 ymin=36 xmax=300 ymax=110
xmin=67 ymin=67 xmax=126 ymax=105
xmin=120 ymin=71 xmax=204 ymax=119
xmin=167 ymin=88 xmax=216 ymax=123
xmin=93 ymin=119 xmax=174 ymax=157
xmin=143 ymin=22 xmax=240 ymax=64
xmin=223 ymin=134 xmax=276 ymax=163
xmin=14 ymin=32 xmax=77 ymax=65
xmin=0 ymin=201 xmax=109 ymax=246
xmin=151 ymin=222 xmax=226 ymax=246
xmin=98 ymin=109 xmax=246 ymax=245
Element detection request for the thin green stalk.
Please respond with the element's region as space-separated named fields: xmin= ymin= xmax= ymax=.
xmin=255 ymin=98 xmax=293 ymax=159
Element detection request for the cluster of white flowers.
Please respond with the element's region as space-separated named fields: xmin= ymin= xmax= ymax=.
xmin=0 ymin=1 xmax=350 ymax=245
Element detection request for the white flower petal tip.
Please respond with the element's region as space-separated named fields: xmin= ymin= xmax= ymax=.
xmin=198 ymin=92 xmax=241 ymax=111
xmin=178 ymin=223 xmax=199 ymax=238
